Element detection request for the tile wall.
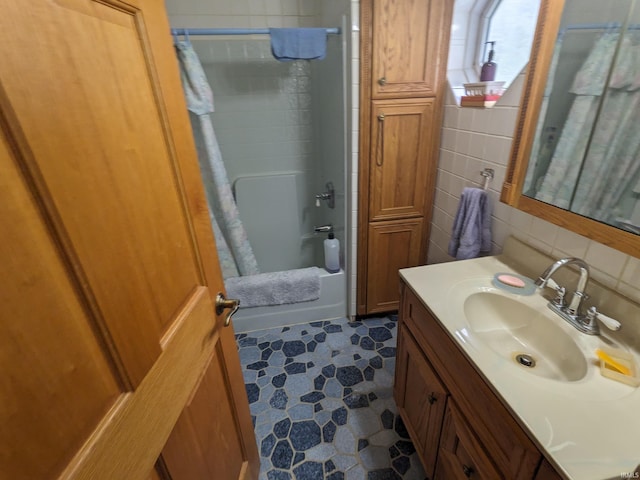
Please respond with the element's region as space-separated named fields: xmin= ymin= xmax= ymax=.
xmin=429 ymin=75 xmax=640 ymax=304
xmin=167 ymin=0 xmax=319 ymax=29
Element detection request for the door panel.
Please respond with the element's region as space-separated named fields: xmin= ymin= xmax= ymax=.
xmin=162 ymin=339 xmax=249 ymax=480
xmin=0 ymin=130 xmax=121 ymax=480
xmin=369 ymin=100 xmax=434 ymax=221
xmin=436 ymin=403 xmax=502 ymax=480
xmin=366 ymin=218 xmax=423 ymax=312
xmin=395 ymin=327 xmax=447 ymax=478
xmin=0 ymin=1 xmax=259 ymax=479
xmin=371 ymin=0 xmax=452 ymax=99
xmin=0 ymin=0 xmax=202 ymax=386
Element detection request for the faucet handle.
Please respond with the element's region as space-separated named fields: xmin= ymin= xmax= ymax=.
xmin=545 ymin=277 xmax=560 ymax=290
xmin=586 ymin=306 xmax=622 ymax=331
xmin=552 ymin=285 xmax=566 ymax=308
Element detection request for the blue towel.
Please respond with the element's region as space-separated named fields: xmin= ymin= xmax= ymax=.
xmin=448 ymin=187 xmax=493 ymax=260
xmin=269 ymin=28 xmax=327 ymax=62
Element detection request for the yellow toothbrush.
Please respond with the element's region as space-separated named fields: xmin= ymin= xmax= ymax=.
xmin=595 ymin=349 xmax=632 ymax=376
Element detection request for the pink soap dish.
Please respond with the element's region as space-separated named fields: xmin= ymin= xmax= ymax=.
xmin=496 ymin=274 xmax=526 ymax=288
xmin=491 ymin=272 xmax=536 ymax=295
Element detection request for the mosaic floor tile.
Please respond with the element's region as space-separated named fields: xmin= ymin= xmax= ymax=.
xmin=236 ymin=317 xmax=427 ymax=480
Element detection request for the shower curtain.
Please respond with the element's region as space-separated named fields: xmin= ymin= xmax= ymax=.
xmin=523 ymin=34 xmax=563 ymax=195
xmin=534 ymin=32 xmax=619 ymax=208
xmin=570 ymin=33 xmax=640 ymax=222
xmin=175 ymin=41 xmax=260 ymax=279
xmin=534 ymin=31 xmax=640 ymax=221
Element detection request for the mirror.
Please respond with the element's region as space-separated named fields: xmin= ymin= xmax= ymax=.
xmin=502 ymin=0 xmax=640 ymax=258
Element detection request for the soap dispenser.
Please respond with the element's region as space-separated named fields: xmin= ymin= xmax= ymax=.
xmin=480 ymin=41 xmax=497 ymax=81
xmin=324 ymin=232 xmax=340 ymax=274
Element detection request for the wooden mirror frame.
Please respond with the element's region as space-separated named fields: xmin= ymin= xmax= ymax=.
xmin=501 ymin=0 xmax=640 ymax=258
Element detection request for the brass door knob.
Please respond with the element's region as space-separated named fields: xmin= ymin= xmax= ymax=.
xmin=378 ymin=76 xmax=387 ymax=86
xmin=215 ymin=293 xmax=240 ymax=327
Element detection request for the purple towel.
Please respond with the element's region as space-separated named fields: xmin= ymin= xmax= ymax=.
xmin=448 ymin=187 xmax=493 ymax=260
xmin=269 ymin=28 xmax=327 ymax=61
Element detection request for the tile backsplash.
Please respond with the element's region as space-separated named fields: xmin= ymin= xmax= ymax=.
xmin=167 ymin=0 xmax=318 ymax=29
xmin=430 ymin=74 xmax=640 ymax=305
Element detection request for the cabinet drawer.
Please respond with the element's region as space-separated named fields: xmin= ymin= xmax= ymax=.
xmin=436 ymin=402 xmax=502 ymax=480
xmin=395 ymin=325 xmax=447 ymax=478
xmin=401 ymin=285 xmax=541 ymax=479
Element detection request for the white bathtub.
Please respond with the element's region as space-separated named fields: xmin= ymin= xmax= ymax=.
xmin=231 ymin=269 xmax=346 ymax=333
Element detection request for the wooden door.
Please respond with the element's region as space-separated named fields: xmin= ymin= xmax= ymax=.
xmin=395 ymin=325 xmax=447 ymax=479
xmin=369 ymin=99 xmax=435 ymax=221
xmin=369 ymin=0 xmax=453 ymax=99
xmin=0 ymin=1 xmax=258 ymax=479
xmin=435 ymin=403 xmax=502 ymax=480
xmin=366 ymin=219 xmax=423 ymax=312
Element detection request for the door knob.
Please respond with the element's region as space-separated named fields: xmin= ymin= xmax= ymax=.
xmin=378 ymin=76 xmax=387 ymax=86
xmin=215 ymin=293 xmax=240 ymax=327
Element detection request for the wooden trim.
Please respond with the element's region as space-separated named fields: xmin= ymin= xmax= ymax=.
xmin=502 ymin=0 xmax=564 ymax=205
xmin=517 ymin=196 xmax=640 ymax=258
xmin=357 ymin=0 xmax=374 ymax=315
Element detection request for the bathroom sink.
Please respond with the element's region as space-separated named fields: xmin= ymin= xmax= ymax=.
xmin=463 ymin=292 xmax=588 ymax=382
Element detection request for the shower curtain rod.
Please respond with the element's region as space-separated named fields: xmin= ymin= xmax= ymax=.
xmin=562 ymin=22 xmax=640 ymax=32
xmin=171 ymin=27 xmax=341 ymax=37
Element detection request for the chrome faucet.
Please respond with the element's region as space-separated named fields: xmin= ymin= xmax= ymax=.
xmin=535 ymin=257 xmax=590 ymax=315
xmin=535 ymin=257 xmax=622 ymax=335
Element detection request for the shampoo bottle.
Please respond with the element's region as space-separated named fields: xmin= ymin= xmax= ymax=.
xmin=324 ymin=232 xmax=340 ymax=273
xmin=480 ymin=41 xmax=497 ymax=81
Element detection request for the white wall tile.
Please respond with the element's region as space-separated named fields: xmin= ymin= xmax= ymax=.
xmin=529 ymin=218 xmax=558 ymax=247
xmin=552 ymin=228 xmax=590 ymax=259
xmin=618 ymin=281 xmax=640 ymax=304
xmin=585 ymin=241 xmax=629 ymax=280
xmin=621 ymin=256 xmax=640 ymax=286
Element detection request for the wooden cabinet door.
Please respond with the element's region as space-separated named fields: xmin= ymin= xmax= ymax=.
xmin=367 ymin=219 xmax=423 ymax=312
xmin=395 ymin=326 xmax=447 ymax=479
xmin=368 ymin=0 xmax=453 ymax=99
xmin=436 ymin=403 xmax=502 ymax=480
xmin=0 ymin=2 xmax=258 ymax=479
xmin=369 ymin=100 xmax=435 ymax=221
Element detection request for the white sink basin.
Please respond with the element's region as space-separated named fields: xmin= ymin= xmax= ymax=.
xmin=463 ymin=292 xmax=588 ymax=382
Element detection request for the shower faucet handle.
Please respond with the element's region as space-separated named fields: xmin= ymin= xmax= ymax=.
xmin=314 ymin=182 xmax=335 ymax=209
xmin=314 ymin=224 xmax=333 ymax=233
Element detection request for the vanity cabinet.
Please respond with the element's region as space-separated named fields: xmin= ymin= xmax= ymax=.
xmin=358 ymin=0 xmax=453 ymax=315
xmin=396 ymin=282 xmax=552 ymax=480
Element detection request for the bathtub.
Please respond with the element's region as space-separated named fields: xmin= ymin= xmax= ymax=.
xmin=231 ymin=269 xmax=346 ymax=333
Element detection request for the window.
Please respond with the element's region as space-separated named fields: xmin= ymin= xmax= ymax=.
xmin=447 ymin=0 xmax=541 ymax=102
xmin=479 ymin=0 xmax=541 ymax=85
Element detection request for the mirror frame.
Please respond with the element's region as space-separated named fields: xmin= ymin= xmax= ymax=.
xmin=501 ymin=0 xmax=640 ymax=258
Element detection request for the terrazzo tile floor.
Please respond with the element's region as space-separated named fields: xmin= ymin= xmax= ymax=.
xmin=236 ymin=316 xmax=427 ymax=480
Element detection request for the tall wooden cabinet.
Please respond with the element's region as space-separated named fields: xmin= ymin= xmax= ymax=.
xmin=358 ymin=0 xmax=453 ymax=314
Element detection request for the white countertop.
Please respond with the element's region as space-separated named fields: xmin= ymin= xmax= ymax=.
xmin=400 ymin=256 xmax=640 ymax=480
